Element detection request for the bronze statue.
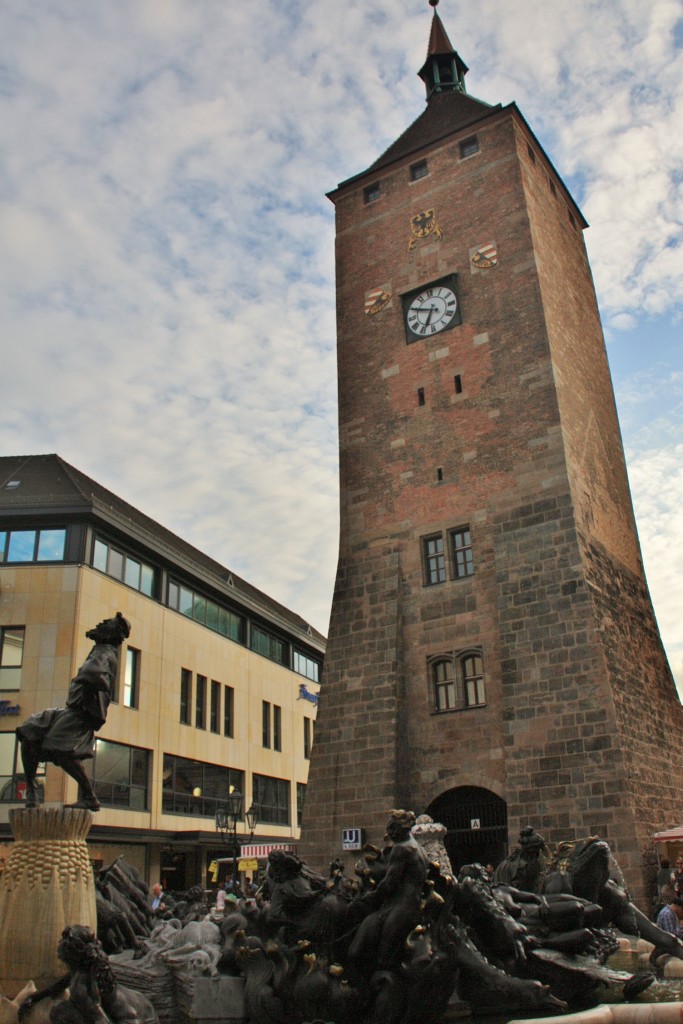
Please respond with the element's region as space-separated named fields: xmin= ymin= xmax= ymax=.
xmin=18 ymin=925 xmax=157 ymax=1024
xmin=16 ymin=613 xmax=130 ymax=811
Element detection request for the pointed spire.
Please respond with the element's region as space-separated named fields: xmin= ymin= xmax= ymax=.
xmin=418 ymin=0 xmax=469 ymax=101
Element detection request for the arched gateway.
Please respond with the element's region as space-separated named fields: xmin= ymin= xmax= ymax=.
xmin=426 ymin=787 xmax=507 ymax=873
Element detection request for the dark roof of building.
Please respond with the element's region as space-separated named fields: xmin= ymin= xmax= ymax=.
xmin=0 ymin=454 xmax=325 ymax=648
xmin=366 ymin=90 xmax=497 ymax=178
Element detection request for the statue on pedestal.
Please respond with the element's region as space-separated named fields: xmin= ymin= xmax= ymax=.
xmin=16 ymin=613 xmax=130 ymax=811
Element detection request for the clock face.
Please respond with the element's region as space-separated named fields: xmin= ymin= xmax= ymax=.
xmin=402 ymin=275 xmax=461 ymax=342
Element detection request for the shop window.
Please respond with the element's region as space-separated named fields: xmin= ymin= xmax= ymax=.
xmin=83 ymin=739 xmax=150 ymax=810
xmin=162 ymin=753 xmax=243 ymax=818
xmin=253 ymin=773 xmax=290 ymax=826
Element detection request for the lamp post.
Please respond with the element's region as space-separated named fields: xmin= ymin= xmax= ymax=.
xmin=215 ymin=791 xmax=259 ymax=894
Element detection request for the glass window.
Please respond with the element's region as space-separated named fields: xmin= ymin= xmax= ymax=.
xmin=108 ymin=548 xmax=124 ymax=580
xmin=433 ymin=659 xmax=456 ymax=712
xmin=140 ymin=564 xmax=155 ymax=597
xmin=124 ymin=558 xmax=141 ymax=590
xmin=180 ymin=669 xmax=192 ymax=725
xmin=123 ymin=647 xmax=140 ymax=709
xmin=297 ymin=782 xmax=306 ymax=828
xmin=224 ymin=686 xmax=234 ymax=738
xmin=162 ymin=753 xmax=243 ymax=818
xmin=179 ymin=587 xmax=193 ymax=617
xmin=0 ymin=532 xmax=5 ymax=561
xmin=0 ymin=627 xmax=25 ymax=690
xmin=304 ymin=717 xmax=312 ymax=760
xmin=84 ymin=739 xmax=150 ymax=810
xmin=206 ymin=602 xmax=219 ymax=631
xmin=293 ymin=651 xmax=320 ymax=682
xmin=364 ymin=182 xmax=380 ymax=204
xmin=7 ymin=531 xmax=36 ymax=562
xmin=196 ymin=675 xmax=206 ymax=729
xmin=460 ymin=136 xmax=479 ymax=158
xmin=423 ymin=535 xmax=446 ymax=585
xmin=36 ymin=529 xmax=66 ymax=561
xmin=262 ymin=701 xmax=271 ymax=748
xmin=0 ymin=731 xmax=45 ymax=803
xmin=251 ymin=626 xmax=287 ymax=666
xmin=210 ymin=680 xmax=220 ymax=733
xmin=464 ymin=654 xmax=485 ymax=706
xmin=93 ymin=539 xmax=108 ymax=572
xmin=253 ymin=773 xmax=290 ymax=826
xmin=451 ymin=527 xmax=474 ymax=578
xmin=410 ymin=160 xmax=428 ymax=181
xmin=273 ymin=705 xmax=282 ymax=752
xmin=92 ymin=537 xmax=155 ymax=596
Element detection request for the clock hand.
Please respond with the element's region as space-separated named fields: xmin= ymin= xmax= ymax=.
xmin=424 ymin=305 xmax=436 ymax=326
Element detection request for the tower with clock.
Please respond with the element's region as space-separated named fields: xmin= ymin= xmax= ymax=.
xmin=299 ymin=1 xmax=683 ymax=902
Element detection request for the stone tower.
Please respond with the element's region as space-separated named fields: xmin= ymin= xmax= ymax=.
xmin=300 ymin=1 xmax=683 ymax=903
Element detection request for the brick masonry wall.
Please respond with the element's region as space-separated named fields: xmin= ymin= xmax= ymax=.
xmin=300 ymin=103 xmax=683 ymax=903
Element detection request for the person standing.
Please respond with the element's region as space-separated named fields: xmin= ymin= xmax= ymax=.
xmin=656 ymin=897 xmax=683 ymax=938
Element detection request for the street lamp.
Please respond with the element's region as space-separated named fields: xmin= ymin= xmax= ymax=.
xmin=215 ymin=790 xmax=260 ymax=894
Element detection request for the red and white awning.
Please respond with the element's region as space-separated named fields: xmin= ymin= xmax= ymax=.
xmin=231 ymin=843 xmax=297 ymax=859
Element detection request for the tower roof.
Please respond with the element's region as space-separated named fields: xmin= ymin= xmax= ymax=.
xmin=425 ymin=7 xmax=457 ymax=61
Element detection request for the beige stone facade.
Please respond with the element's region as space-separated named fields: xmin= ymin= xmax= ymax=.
xmin=0 ymin=455 xmax=322 ymax=890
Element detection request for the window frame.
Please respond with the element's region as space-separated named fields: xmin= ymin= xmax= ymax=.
xmin=252 ymin=773 xmax=290 ymax=826
xmin=180 ymin=668 xmax=192 ymax=725
xmin=210 ymin=679 xmax=220 ymax=734
xmin=410 ymin=159 xmax=429 ymax=181
xmin=223 ymin=685 xmax=234 ymax=738
xmin=422 ymin=534 xmax=446 ymax=586
xmin=0 ymin=626 xmax=25 ymax=691
xmin=430 ymin=649 xmax=486 ymax=714
xmin=364 ymin=181 xmax=381 ymax=204
xmin=459 ymin=135 xmax=479 ymax=159
xmin=162 ymin=753 xmax=243 ymax=818
xmin=122 ymin=646 xmax=141 ymax=709
xmin=83 ymin=738 xmax=150 ymax=811
xmin=449 ymin=526 xmax=474 ymax=579
xmin=195 ymin=674 xmax=207 ymax=730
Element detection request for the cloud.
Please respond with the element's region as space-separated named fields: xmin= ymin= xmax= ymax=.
xmin=0 ymin=0 xmax=681 ymax=685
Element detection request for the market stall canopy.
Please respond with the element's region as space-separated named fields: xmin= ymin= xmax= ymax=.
xmin=654 ymin=827 xmax=683 ymax=843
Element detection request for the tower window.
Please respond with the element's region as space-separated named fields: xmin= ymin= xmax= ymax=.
xmin=423 ymin=535 xmax=446 ymax=585
xmin=410 ymin=160 xmax=429 ymax=181
xmin=454 ymin=374 xmax=462 ymax=394
xmin=549 ymin=177 xmax=557 ymax=197
xmin=463 ymin=653 xmax=485 ymax=706
xmin=364 ymin=182 xmax=381 ymax=204
xmin=436 ymin=467 xmax=443 ymax=482
xmin=431 ymin=650 xmax=486 ymax=713
xmin=417 ymin=387 xmax=425 ymax=406
xmin=527 ymin=144 xmax=536 ymax=164
xmin=459 ymin=136 xmax=479 ymax=159
xmin=568 ymin=210 xmax=576 ymax=229
xmin=433 ymin=659 xmax=457 ymax=712
xmin=450 ymin=526 xmax=474 ymax=578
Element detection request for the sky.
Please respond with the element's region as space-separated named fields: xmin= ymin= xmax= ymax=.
xmin=0 ymin=1 xmax=681 ymax=689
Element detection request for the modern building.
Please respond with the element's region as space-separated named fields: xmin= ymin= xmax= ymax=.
xmin=0 ymin=454 xmax=323 ymax=890
xmin=299 ymin=1 xmax=683 ymax=904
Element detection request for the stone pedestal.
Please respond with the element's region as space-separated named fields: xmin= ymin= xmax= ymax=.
xmin=0 ymin=807 xmax=97 ymax=997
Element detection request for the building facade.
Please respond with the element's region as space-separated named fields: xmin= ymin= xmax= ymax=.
xmin=299 ymin=3 xmax=683 ymax=903
xmin=0 ymin=454 xmax=322 ymax=889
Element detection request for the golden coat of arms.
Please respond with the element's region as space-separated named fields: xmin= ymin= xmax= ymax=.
xmin=408 ymin=210 xmax=443 ymax=251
